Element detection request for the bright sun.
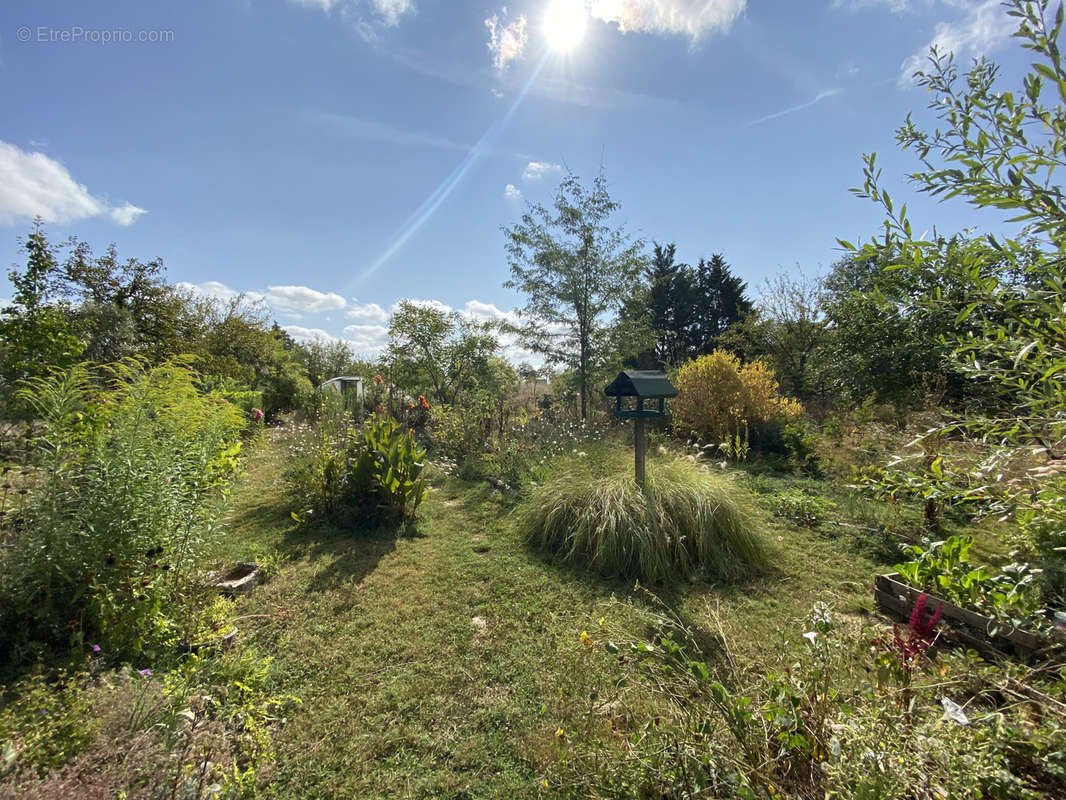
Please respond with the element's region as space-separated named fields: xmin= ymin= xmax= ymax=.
xmin=543 ymin=0 xmax=588 ymax=52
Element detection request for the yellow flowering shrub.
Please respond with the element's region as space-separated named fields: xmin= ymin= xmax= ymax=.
xmin=673 ymin=350 xmax=802 ymax=443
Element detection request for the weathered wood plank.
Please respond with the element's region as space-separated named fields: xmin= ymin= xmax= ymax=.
xmin=874 ymin=572 xmax=1055 ymax=661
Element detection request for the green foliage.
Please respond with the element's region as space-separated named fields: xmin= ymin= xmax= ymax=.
xmin=1 ymin=648 xmax=299 ymax=797
xmin=387 ymin=300 xmax=500 ymax=407
xmin=0 ymin=224 xmax=85 ymax=414
xmin=518 ymin=452 xmax=769 ymax=583
xmin=894 ymin=535 xmax=1045 ymax=625
xmin=0 ymin=670 xmax=96 ymax=774
xmin=428 ymin=400 xmax=491 ymax=464
xmin=625 ymin=244 xmax=753 ymax=366
xmin=775 ymin=488 xmax=836 ymax=528
xmin=0 ymin=361 xmax=246 ymax=668
xmin=503 ymin=170 xmax=648 ymax=418
xmin=346 ymin=414 xmax=428 ymax=524
xmin=782 ymin=418 xmax=821 ymax=472
xmin=845 ymin=0 xmax=1066 ymax=598
xmin=720 ymin=270 xmax=828 ymax=404
xmin=818 ymin=255 xmax=963 ymax=407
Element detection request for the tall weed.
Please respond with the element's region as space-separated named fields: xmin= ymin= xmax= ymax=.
xmin=0 ymin=361 xmax=246 ymax=668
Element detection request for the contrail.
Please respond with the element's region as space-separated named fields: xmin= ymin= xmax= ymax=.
xmin=356 ymin=50 xmax=551 ymax=284
xmin=746 ymin=88 xmax=842 ymax=127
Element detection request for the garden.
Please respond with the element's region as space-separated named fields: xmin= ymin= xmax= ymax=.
xmin=3 ymin=2 xmax=1066 ymax=797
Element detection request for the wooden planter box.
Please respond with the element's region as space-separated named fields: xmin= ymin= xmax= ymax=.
xmin=874 ymin=573 xmax=1063 ymax=662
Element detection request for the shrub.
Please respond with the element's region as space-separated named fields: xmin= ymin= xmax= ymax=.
xmin=774 ymin=488 xmax=836 ymax=527
xmin=673 ymin=350 xmax=802 ymax=447
xmin=0 ymin=361 xmax=246 ymax=667
xmin=428 ymin=401 xmax=491 ymax=464
xmin=518 ymin=452 xmax=769 ymax=583
xmin=345 ymin=414 xmax=428 ymax=525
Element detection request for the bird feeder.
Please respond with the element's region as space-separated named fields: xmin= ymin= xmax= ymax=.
xmin=605 ymin=370 xmax=678 ymax=489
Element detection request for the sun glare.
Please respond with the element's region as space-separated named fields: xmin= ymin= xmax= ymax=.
xmin=543 ymin=0 xmax=588 ymax=53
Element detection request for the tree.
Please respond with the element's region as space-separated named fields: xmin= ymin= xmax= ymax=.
xmin=60 ymin=239 xmax=188 ymax=363
xmin=644 ymin=243 xmax=696 ymax=364
xmin=848 ymin=0 xmax=1066 ymax=590
xmin=719 ymin=270 xmax=827 ymax=403
xmin=691 ymin=254 xmax=752 ymax=353
xmin=386 ymin=300 xmax=499 ymax=406
xmin=0 ymin=223 xmax=85 ymax=408
xmin=504 ymin=172 xmax=647 ymax=418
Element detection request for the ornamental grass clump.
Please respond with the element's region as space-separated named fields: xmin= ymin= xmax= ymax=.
xmin=519 ymin=453 xmax=768 ymax=583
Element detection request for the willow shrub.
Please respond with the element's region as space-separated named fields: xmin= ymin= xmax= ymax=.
xmin=518 ymin=452 xmax=769 ymax=583
xmin=673 ymin=349 xmax=802 ymax=446
xmin=0 ymin=361 xmax=246 ymax=668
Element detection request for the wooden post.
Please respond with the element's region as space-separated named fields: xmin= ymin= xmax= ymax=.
xmin=634 ymin=417 xmax=646 ymax=489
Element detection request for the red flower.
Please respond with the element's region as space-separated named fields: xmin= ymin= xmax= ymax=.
xmin=374 ymin=374 xmax=384 ymax=384
xmin=408 ymin=403 xmax=415 ymax=409
xmin=418 ymin=395 xmax=429 ymax=409
xmin=908 ymin=593 xmax=943 ymax=643
xmin=375 ymin=404 xmax=386 ymax=413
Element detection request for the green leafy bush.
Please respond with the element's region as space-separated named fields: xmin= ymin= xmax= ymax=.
xmin=518 ymin=452 xmax=769 ymax=583
xmin=345 ymin=414 xmax=428 ymax=525
xmin=774 ymin=489 xmax=836 ymax=527
xmin=0 ymin=361 xmax=246 ymax=668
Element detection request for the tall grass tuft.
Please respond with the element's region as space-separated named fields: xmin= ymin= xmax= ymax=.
xmin=519 ymin=453 xmax=770 ymax=583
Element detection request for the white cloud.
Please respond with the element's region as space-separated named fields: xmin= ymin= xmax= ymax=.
xmin=460 ymin=300 xmax=522 ymax=326
xmin=288 ymin=0 xmax=413 ymax=27
xmin=0 ymin=140 xmax=146 ymax=227
xmin=283 ymin=325 xmax=336 ymax=343
xmin=899 ymin=0 xmax=1014 ymax=86
xmin=746 ymin=88 xmax=842 ymax=126
xmin=589 ymin=0 xmax=746 ymax=40
xmin=504 ymin=183 xmax=523 ymax=201
xmin=108 ymin=201 xmax=148 ymax=226
xmin=342 ymin=323 xmax=390 ymax=352
xmin=521 ymin=161 xmax=562 ymax=181
xmin=265 ymin=285 xmax=347 ymax=313
xmin=371 ymin=0 xmax=413 ymax=26
xmin=346 ymin=300 xmax=389 ymax=323
xmin=485 ymin=10 xmax=528 ymax=70
xmin=391 ymin=298 xmax=453 ymax=314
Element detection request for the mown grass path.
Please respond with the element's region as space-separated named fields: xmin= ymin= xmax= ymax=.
xmin=217 ymin=433 xmax=876 ymax=799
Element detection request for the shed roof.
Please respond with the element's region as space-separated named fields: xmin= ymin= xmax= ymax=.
xmin=604 ymin=370 xmax=677 ymax=398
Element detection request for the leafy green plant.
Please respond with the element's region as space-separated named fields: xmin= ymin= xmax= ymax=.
xmin=346 ymin=414 xmax=428 ymax=525
xmin=774 ymin=489 xmax=836 ymax=528
xmin=0 ymin=360 xmax=246 ymax=668
xmin=894 ymin=535 xmax=1044 ymax=624
xmin=782 ymin=418 xmax=821 ymax=473
xmin=519 ymin=452 xmax=769 ymax=583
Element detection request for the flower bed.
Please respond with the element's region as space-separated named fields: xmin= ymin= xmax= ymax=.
xmin=874 ymin=573 xmax=1063 ymax=662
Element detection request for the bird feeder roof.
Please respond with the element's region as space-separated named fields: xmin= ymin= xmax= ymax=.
xmin=604 ymin=370 xmax=677 ymax=399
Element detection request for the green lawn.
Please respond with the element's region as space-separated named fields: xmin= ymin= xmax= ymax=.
xmin=214 ymin=430 xmax=881 ymax=798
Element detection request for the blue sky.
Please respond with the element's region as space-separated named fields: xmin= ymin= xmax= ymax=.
xmin=0 ymin=0 xmax=1031 ymax=357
